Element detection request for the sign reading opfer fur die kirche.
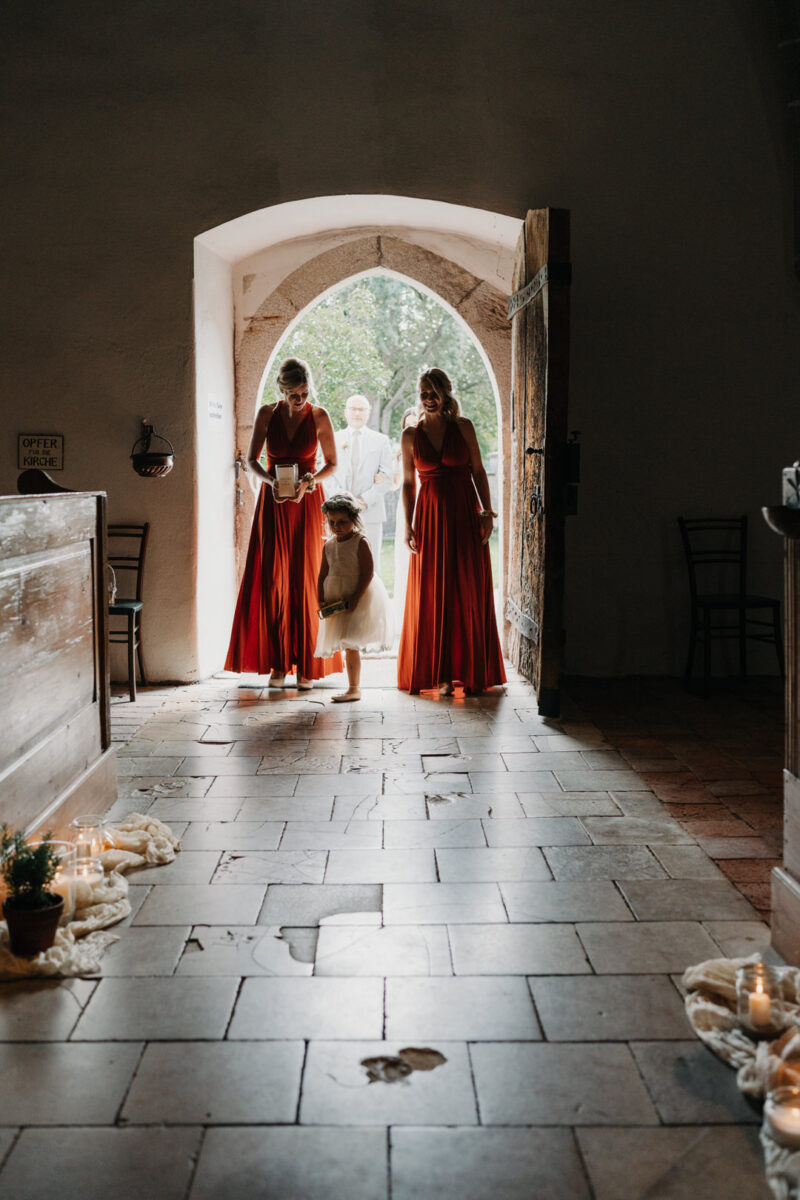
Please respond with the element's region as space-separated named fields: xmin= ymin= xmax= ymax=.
xmin=18 ymin=434 xmax=64 ymax=470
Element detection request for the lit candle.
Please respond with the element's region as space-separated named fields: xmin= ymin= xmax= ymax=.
xmin=75 ymin=860 xmax=104 ymax=887
xmin=766 ymin=1092 xmax=800 ymax=1148
xmin=71 ymin=816 xmax=105 ymax=859
xmin=50 ymin=865 xmax=76 ymax=916
xmin=28 ymin=839 xmax=76 ymax=923
xmin=749 ymin=978 xmax=772 ymax=1028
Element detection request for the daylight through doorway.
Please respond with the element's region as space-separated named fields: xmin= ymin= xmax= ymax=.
xmin=256 ymin=270 xmax=503 ymax=609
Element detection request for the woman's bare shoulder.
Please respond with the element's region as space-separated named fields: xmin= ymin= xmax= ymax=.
xmin=312 ymin=403 xmax=333 ymax=425
xmin=456 ymin=416 xmax=479 ymax=444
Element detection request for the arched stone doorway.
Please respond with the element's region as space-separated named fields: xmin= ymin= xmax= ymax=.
xmin=193 ymin=197 xmax=521 ymax=676
xmin=234 ymin=239 xmax=511 ymax=612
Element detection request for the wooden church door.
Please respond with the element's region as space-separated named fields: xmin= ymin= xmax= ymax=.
xmin=505 ymin=208 xmax=572 ymax=717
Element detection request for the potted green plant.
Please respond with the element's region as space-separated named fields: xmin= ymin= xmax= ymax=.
xmin=0 ymin=825 xmax=63 ymax=956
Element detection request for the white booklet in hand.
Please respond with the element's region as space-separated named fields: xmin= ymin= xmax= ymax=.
xmin=274 ymin=463 xmax=299 ymax=497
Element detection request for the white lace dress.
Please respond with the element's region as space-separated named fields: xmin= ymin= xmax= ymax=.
xmin=315 ymin=532 xmax=393 ymax=655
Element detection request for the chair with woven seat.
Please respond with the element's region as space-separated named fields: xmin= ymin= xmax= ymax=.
xmin=108 ymin=523 xmax=150 ymax=702
xmin=678 ymin=515 xmax=784 ymax=695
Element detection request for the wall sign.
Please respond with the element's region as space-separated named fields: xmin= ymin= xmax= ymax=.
xmin=18 ymin=434 xmax=64 ymax=470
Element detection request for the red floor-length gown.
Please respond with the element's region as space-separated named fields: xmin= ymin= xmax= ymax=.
xmin=397 ymin=420 xmax=506 ymax=693
xmin=225 ymin=406 xmax=342 ymax=679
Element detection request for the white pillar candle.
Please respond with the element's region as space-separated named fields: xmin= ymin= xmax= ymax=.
xmin=25 ymin=840 xmax=77 ymax=923
xmin=50 ymin=866 xmax=76 ymax=917
xmin=749 ymin=980 xmax=772 ymax=1028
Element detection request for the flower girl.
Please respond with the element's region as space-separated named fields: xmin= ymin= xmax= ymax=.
xmin=315 ymin=494 xmax=393 ymax=702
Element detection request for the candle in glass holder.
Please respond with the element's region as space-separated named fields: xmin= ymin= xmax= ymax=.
xmin=70 ymin=814 xmax=106 ymax=861
xmin=74 ymin=858 xmax=104 ymax=888
xmin=765 ymin=1087 xmax=800 ymax=1148
xmin=736 ymin=962 xmax=785 ymax=1036
xmin=27 ymin=840 xmax=77 ymax=923
xmin=749 ymin=977 xmax=772 ymax=1028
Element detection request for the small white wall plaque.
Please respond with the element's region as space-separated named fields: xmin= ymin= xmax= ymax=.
xmin=18 ymin=434 xmax=64 ymax=470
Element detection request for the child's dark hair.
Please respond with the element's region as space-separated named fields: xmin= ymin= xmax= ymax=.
xmin=321 ymin=493 xmax=364 ymax=531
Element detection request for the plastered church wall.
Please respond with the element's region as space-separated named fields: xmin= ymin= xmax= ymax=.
xmin=1 ymin=1 xmax=797 ymax=680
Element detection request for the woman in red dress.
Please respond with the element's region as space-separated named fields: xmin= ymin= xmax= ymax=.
xmin=397 ymin=368 xmax=506 ymax=695
xmin=225 ymin=357 xmax=343 ymax=688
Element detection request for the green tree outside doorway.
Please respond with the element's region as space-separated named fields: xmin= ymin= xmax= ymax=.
xmin=264 ymin=275 xmax=498 ymax=460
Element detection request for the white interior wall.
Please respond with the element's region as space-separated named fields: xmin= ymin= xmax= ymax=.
xmin=193 ymin=241 xmax=237 ymax=678
xmin=3 ymin=1 xmax=796 ymax=681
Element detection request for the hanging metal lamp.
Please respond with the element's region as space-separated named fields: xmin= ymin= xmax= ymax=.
xmin=130 ymin=420 xmax=175 ymax=478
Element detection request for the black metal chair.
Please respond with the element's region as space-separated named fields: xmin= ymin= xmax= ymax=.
xmin=677 ymin=515 xmax=784 ymax=694
xmin=108 ymin=523 xmax=150 ymax=701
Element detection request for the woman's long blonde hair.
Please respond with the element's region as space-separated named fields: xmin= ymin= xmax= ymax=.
xmin=276 ymin=357 xmax=317 ymax=401
xmin=419 ymin=368 xmax=460 ymax=419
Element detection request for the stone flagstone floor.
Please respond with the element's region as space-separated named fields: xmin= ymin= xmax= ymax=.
xmin=564 ymin=677 xmax=784 ymax=917
xmin=0 ymin=662 xmax=784 ymax=1198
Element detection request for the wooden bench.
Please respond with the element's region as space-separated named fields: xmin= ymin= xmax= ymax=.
xmin=0 ymin=491 xmax=116 ymax=838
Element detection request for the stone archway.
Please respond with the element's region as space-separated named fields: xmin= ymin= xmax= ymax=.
xmin=233 ymin=234 xmax=512 ymax=616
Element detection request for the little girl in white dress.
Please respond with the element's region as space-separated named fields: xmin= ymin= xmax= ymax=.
xmin=315 ymin=494 xmax=393 ymax=702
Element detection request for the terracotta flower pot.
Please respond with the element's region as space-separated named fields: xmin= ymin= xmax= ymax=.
xmin=2 ymin=893 xmax=64 ymax=957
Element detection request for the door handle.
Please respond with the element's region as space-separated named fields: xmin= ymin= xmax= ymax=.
xmin=235 ymin=458 xmax=246 ymax=506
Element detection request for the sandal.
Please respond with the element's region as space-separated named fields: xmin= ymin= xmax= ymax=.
xmin=268 ymin=673 xmax=286 ymax=688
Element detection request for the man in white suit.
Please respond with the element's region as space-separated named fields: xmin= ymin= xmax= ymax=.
xmin=327 ymin=394 xmax=394 ymax=573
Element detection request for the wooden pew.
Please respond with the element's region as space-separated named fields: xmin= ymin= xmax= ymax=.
xmin=0 ymin=491 xmax=116 ymax=839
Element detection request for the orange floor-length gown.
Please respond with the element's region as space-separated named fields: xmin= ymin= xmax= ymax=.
xmin=225 ymin=406 xmax=343 ymax=679
xmin=397 ymin=421 xmax=506 ymax=693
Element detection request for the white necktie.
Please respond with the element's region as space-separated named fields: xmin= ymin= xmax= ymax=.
xmin=350 ymin=430 xmax=361 ymax=486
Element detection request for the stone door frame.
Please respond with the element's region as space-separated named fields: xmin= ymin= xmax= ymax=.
xmin=233 ymin=234 xmax=513 ymax=631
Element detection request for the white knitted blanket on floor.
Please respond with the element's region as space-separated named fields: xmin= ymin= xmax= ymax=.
xmin=0 ymin=813 xmax=179 ymax=979
xmin=683 ymin=953 xmax=800 ymax=1195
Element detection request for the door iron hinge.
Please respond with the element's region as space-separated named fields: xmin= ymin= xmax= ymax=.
xmin=507 ymin=261 xmax=572 ymax=320
xmin=505 ymin=597 xmax=539 ymax=644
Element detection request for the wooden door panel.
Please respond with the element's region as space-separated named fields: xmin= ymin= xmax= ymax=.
xmin=506 ymin=209 xmax=571 ymax=716
xmin=0 ymin=548 xmax=96 ymax=772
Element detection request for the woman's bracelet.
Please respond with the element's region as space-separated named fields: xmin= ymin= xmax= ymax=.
xmin=301 ymin=472 xmax=317 ymax=493
xmin=479 ymin=508 xmax=498 ymax=519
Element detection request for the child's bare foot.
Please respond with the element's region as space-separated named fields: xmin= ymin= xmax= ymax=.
xmin=332 ymin=687 xmax=361 ymax=703
xmin=268 ymin=673 xmax=286 ymax=688
xmin=438 ymin=682 xmax=454 ymax=696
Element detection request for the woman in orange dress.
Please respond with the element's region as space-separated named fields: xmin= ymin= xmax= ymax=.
xmin=225 ymin=357 xmax=343 ymax=688
xmin=397 ymin=368 xmax=506 ymax=695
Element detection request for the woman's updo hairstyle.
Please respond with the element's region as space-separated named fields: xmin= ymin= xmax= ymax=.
xmin=321 ymin=493 xmax=365 ymax=531
xmin=419 ymin=367 xmax=460 ymax=419
xmin=400 ymin=406 xmax=418 ymax=431
xmin=276 ymin=357 xmax=317 ymax=400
